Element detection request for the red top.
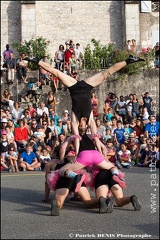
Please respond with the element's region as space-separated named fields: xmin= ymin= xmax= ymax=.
xmin=14 ymin=127 xmax=28 ymax=141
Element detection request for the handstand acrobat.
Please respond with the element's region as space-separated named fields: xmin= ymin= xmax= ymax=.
xmin=25 ymin=55 xmax=145 ymax=157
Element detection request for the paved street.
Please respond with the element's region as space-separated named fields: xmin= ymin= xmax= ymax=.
xmin=1 ymin=166 xmax=159 ymax=239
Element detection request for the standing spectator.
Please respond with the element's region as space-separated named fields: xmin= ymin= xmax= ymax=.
xmin=126 ymin=40 xmax=132 ymax=52
xmin=110 ymin=116 xmax=118 ymax=137
xmin=114 ymin=120 xmax=125 ymax=150
xmin=3 ymin=44 xmax=13 ymax=63
xmin=6 ymin=53 xmax=17 ymax=84
xmin=130 ymin=39 xmax=137 ymax=53
xmin=54 ymin=45 xmax=65 ymax=71
xmin=132 ymin=94 xmax=141 ymax=118
xmin=69 ymin=53 xmax=77 ymax=74
xmin=91 ymin=92 xmax=99 ymax=118
xmin=19 ymin=143 xmax=41 ymax=171
xmin=103 ymin=101 xmax=110 ymax=123
xmin=75 ymin=43 xmax=84 ymax=69
xmin=103 ymin=108 xmax=114 ymax=125
xmin=154 ymin=42 xmax=160 ymax=68
xmin=125 ymin=94 xmax=133 ymax=121
xmin=64 ymin=43 xmax=74 ymax=71
xmin=141 ymin=92 xmax=154 ymax=116
xmin=117 ymin=95 xmax=126 ymax=123
xmin=109 ymin=93 xmax=118 ymax=112
xmin=0 ymin=56 xmax=6 ymax=84
xmin=123 ymin=120 xmax=133 ymax=141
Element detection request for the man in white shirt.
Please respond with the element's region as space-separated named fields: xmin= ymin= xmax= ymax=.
xmin=37 ymin=102 xmax=49 ymax=116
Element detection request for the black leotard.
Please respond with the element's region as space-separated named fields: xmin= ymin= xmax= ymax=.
xmin=79 ymin=133 xmax=95 ymax=153
xmin=68 ymin=80 xmax=94 ymax=124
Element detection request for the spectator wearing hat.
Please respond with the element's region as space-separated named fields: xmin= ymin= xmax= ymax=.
xmin=61 ymin=110 xmax=71 ymax=133
xmin=0 ymin=130 xmax=9 ymax=160
xmin=14 ymin=119 xmax=28 ymax=150
xmin=1 ymin=118 xmax=8 ymax=131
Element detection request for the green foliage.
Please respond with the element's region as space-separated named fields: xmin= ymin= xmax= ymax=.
xmin=83 ymin=39 xmax=151 ymax=78
xmin=83 ymin=39 xmax=116 ymax=69
xmin=12 ymin=36 xmax=52 ymax=70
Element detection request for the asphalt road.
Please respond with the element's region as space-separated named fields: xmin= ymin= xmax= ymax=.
xmin=1 ymin=166 xmax=159 ymax=239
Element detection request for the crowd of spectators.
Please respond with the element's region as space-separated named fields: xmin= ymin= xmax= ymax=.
xmin=0 ymin=40 xmax=159 ymax=173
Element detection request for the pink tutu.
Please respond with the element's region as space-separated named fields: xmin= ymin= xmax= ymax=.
xmin=47 ymin=169 xmax=95 ymax=192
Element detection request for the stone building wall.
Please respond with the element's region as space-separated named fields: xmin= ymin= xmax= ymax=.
xmin=1 ymin=1 xmax=159 ymax=58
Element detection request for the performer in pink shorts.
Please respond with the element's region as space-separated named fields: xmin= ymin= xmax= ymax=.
xmin=58 ymin=133 xmax=126 ymax=192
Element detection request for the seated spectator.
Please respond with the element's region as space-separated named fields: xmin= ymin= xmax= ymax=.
xmin=61 ymin=110 xmax=71 ymax=133
xmin=54 ymin=118 xmax=68 ymax=140
xmin=103 ymin=127 xmax=112 ymax=143
xmin=110 ymin=116 xmax=117 ymax=137
xmin=117 ymin=143 xmax=132 ymax=169
xmin=49 ymin=111 xmax=60 ymax=126
xmin=123 ymin=120 xmax=133 ymax=141
xmin=19 ymin=143 xmax=41 ymax=171
xmin=9 ymin=101 xmax=23 ymax=123
xmin=75 ymin=43 xmax=84 ymax=69
xmin=46 ymin=91 xmax=56 ymax=116
xmin=27 ymin=102 xmax=36 ymax=118
xmin=39 ymin=146 xmax=51 ymax=171
xmin=14 ymin=119 xmax=28 ymax=150
xmin=133 ymin=118 xmax=145 ymax=138
xmin=21 ymin=109 xmax=31 ymax=122
xmin=143 ymin=143 xmax=157 ymax=167
xmin=22 ymin=78 xmax=38 ymax=103
xmin=33 ymin=124 xmax=46 ymax=143
xmin=106 ymin=139 xmax=116 ymax=164
xmin=31 ymin=111 xmax=39 ymax=123
xmin=144 ymin=115 xmax=159 ymax=138
xmin=1 ymin=118 xmax=8 ymax=131
xmin=130 ymin=143 xmax=140 ymax=165
xmin=126 ymin=132 xmax=138 ymax=151
xmin=0 ymin=130 xmax=9 ymax=160
xmin=5 ymin=143 xmax=19 ymax=172
xmin=37 ymin=102 xmax=49 ymax=118
xmin=42 ymin=120 xmax=52 ymax=147
xmin=48 ymin=119 xmax=56 ymax=144
xmin=91 ymin=92 xmax=99 ymax=118
xmin=129 ymin=117 xmax=137 ymax=130
xmin=16 ymin=53 xmax=28 ymax=83
xmin=0 ymin=155 xmax=9 ymax=171
xmin=142 ymin=107 xmax=149 ymax=121
xmin=39 ymin=112 xmax=51 ymax=126
xmin=125 ymin=94 xmax=133 ymax=121
xmin=5 ymin=124 xmax=17 ymax=150
xmin=95 ymin=117 xmax=106 ymax=139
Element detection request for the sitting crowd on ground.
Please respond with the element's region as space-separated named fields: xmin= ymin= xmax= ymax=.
xmin=0 ymin=84 xmax=159 ymax=173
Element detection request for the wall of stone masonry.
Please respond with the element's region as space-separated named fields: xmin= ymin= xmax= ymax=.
xmin=2 ymin=69 xmax=159 ymax=119
xmin=1 ymin=1 xmax=159 ymax=59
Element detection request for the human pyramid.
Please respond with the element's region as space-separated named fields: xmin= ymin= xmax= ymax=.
xmin=24 ymin=54 xmax=144 ymax=215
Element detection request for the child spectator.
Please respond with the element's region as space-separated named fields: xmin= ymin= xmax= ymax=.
xmin=117 ymin=143 xmax=132 ymax=168
xmin=106 ymin=139 xmax=116 ymax=164
xmin=0 ymin=130 xmax=9 ymax=160
xmin=123 ymin=120 xmax=133 ymax=141
xmin=5 ymin=143 xmax=19 ymax=173
xmin=143 ymin=143 xmax=157 ymax=167
xmin=39 ymin=147 xmax=51 ymax=171
xmin=103 ymin=127 xmax=112 ymax=143
xmin=113 ymin=120 xmax=125 ymax=150
xmin=103 ymin=108 xmax=113 ymax=125
xmin=19 ymin=143 xmax=41 ymax=171
xmin=0 ymin=155 xmax=9 ymax=171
